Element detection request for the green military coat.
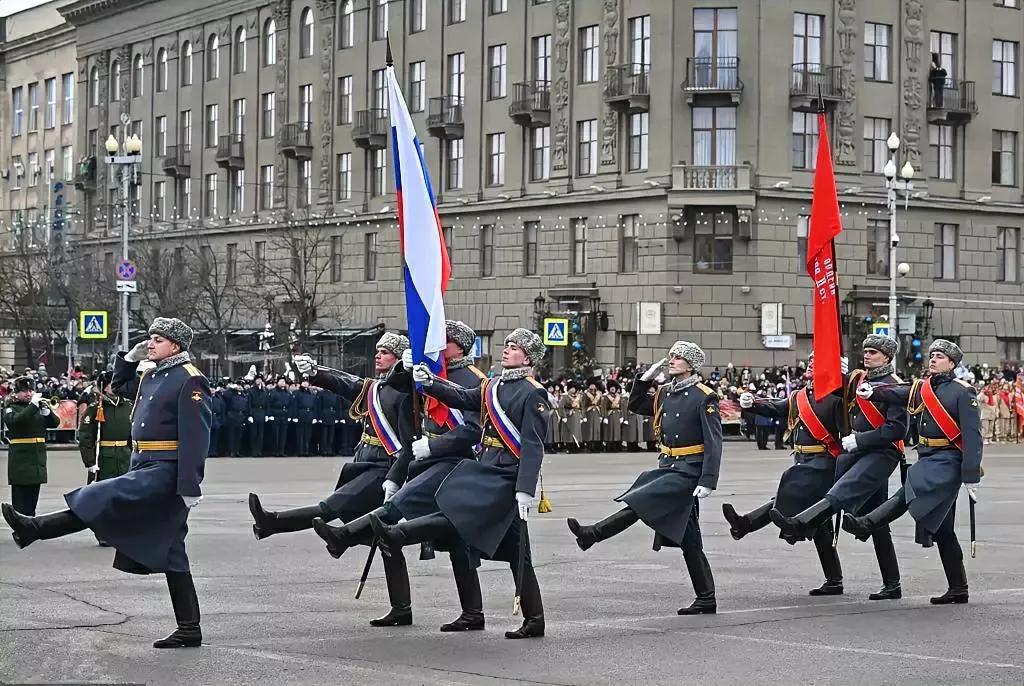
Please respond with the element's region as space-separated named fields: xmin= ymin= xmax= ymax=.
xmin=78 ymin=395 xmax=134 ymax=481
xmin=3 ymin=400 xmax=61 ymax=485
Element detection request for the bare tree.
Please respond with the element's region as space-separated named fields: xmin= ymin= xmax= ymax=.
xmin=183 ymin=243 xmax=246 ymax=377
xmin=134 ymin=241 xmax=199 ymax=327
xmin=0 ymin=226 xmax=50 ymax=365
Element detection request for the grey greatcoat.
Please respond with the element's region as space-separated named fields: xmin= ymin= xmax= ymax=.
xmin=603 ymin=393 xmax=625 ymax=443
xmin=558 ymin=393 xmax=583 ymax=448
xmin=582 ymin=391 xmax=605 ymax=443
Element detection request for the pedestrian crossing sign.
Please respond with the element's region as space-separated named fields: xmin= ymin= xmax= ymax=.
xmin=543 ymin=318 xmax=569 ymax=346
xmin=871 ymin=321 xmax=890 ymax=338
xmin=79 ymin=310 xmax=109 ymax=339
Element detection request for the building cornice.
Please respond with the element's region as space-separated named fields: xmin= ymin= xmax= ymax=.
xmin=59 ymin=0 xmax=159 ymax=26
xmin=0 ymin=24 xmax=75 ymax=62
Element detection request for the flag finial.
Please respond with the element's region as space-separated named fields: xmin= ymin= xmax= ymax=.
xmin=385 ymin=34 xmax=393 ymax=67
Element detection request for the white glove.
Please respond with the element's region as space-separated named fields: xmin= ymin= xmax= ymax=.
xmin=268 ymin=416 xmax=275 ymax=422
xmin=247 ymin=416 xmax=254 ymax=424
xmin=292 ymin=354 xmax=317 ymax=375
xmin=412 ymin=363 xmax=433 ymax=386
xmin=603 ymin=418 xmax=609 ymax=424
xmin=137 ymin=360 xmax=156 ymax=375
xmin=312 ymin=419 xmax=318 ymax=424
xmin=383 ymin=480 xmax=399 ymax=502
xmin=29 ymin=393 xmax=43 ymax=407
xmin=402 ymin=349 xmax=413 ymax=370
xmin=87 ymin=465 xmax=99 ymax=474
xmin=125 ymin=340 xmax=149 ymax=362
xmin=562 ymin=418 xmax=568 ymax=423
xmin=581 ymin=418 xmax=587 ymax=423
xmin=965 ymin=483 xmax=979 ymax=502
xmin=641 ymin=358 xmax=667 ymax=382
xmin=515 ymin=491 xmax=535 ymax=521
xmin=291 ymin=418 xmax=298 ymax=423
xmin=412 ymin=436 xmax=431 ymax=460
xmin=841 ymin=434 xmax=858 ymax=452
xmin=841 ymin=356 xmax=849 ymax=375
xmin=739 ymin=392 xmax=754 ymax=409
xmin=39 ymin=405 xmax=51 ymax=417
xmin=181 ymin=495 xmax=202 ymax=509
xmin=856 ymin=382 xmax=874 ymax=399
xmin=692 ymin=485 xmax=713 ymax=499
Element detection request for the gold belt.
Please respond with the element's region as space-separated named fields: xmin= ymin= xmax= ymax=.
xmin=423 ymin=431 xmax=441 ymax=440
xmin=482 ymin=436 xmax=505 ymax=449
xmin=794 ymin=444 xmax=826 ymax=454
xmin=659 ymin=443 xmax=704 ymax=457
xmin=99 ymin=440 xmax=129 ymax=447
xmin=919 ymin=436 xmax=951 ymax=448
xmin=360 ymin=433 xmax=384 ymax=447
xmin=133 ymin=440 xmax=178 ymax=451
xmin=8 ymin=437 xmax=45 ymax=445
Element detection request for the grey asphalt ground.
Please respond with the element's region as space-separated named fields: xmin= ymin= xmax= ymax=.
xmin=1 ymin=443 xmax=1022 ymax=685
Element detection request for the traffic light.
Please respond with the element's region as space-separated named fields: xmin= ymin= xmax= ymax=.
xmin=908 ymin=336 xmax=923 ymax=364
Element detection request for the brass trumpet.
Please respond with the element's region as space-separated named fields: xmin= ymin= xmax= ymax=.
xmin=46 ymin=396 xmax=63 ymax=411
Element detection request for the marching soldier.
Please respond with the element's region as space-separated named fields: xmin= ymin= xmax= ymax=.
xmin=248 ymin=375 xmax=268 ymax=457
xmin=558 ymin=383 xmax=583 ymax=452
xmin=621 ymin=379 xmax=645 ymax=452
xmin=3 ymin=377 xmax=60 ymax=515
xmin=770 ymin=338 xmax=906 ymax=600
xmin=3 ymin=317 xmax=212 ymax=648
xmin=318 ymin=384 xmax=341 ymax=456
xmin=544 ymin=383 xmax=562 ymax=451
xmin=209 ymin=383 xmax=225 ymax=457
xmin=293 ymin=378 xmax=317 ymax=456
xmin=844 ymin=340 xmax=983 ymax=604
xmin=567 ymin=341 xmax=722 ymax=615
xmin=248 ymin=333 xmax=417 ymax=627
xmin=603 ymin=380 xmax=625 ymax=452
xmin=368 ymin=328 xmax=550 ymax=639
xmin=223 ymin=382 xmax=249 ymax=458
xmin=267 ymin=377 xmax=291 ymax=456
xmin=582 ymin=379 xmax=605 ymax=451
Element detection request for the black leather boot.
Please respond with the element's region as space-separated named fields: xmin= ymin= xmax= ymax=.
xmin=678 ymin=549 xmax=717 ymax=614
xmin=369 ymin=550 xmax=413 ymax=626
xmin=809 ymin=523 xmax=844 ymax=596
xmin=566 ymin=508 xmax=639 ymax=551
xmin=248 ymin=493 xmax=322 ymax=540
xmin=311 ymin=508 xmax=382 ymax=559
xmin=771 ymin=498 xmax=834 ymax=540
xmin=441 ymin=555 xmax=484 ymax=632
xmin=931 ymin=538 xmax=968 ymax=605
xmin=370 ymin=512 xmax=455 ymax=558
xmin=869 ymin=530 xmax=902 ymax=600
xmin=505 ymin=564 xmax=544 ymax=639
xmin=722 ymin=499 xmax=774 ymax=540
xmin=2 ymin=504 xmax=86 ymax=549
xmin=153 ymin=572 xmax=202 ymax=648
xmin=842 ymin=490 xmax=909 ymax=542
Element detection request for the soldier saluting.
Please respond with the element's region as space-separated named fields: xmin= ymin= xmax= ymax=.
xmin=567 ymin=341 xmax=722 ymax=615
xmin=3 ymin=376 xmax=61 ymax=516
xmin=844 ymin=339 xmax=983 ymax=605
xmin=3 ymin=317 xmax=212 ymax=649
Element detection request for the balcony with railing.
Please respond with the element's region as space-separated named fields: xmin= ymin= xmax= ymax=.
xmin=215 ymin=135 xmax=244 ymax=169
xmin=509 ymin=81 xmax=550 ymax=127
xmin=72 ymin=156 xmax=96 ymax=191
xmin=426 ymin=96 xmax=464 ymax=139
xmin=668 ymin=163 xmax=755 ymax=210
xmin=161 ymin=145 xmax=191 ymax=177
xmin=927 ymin=79 xmax=977 ymax=124
xmin=682 ymin=57 xmax=743 ymax=104
xmin=604 ymin=64 xmax=650 ymax=113
xmin=352 ymin=109 xmax=389 ymax=149
xmin=790 ymin=64 xmax=845 ymax=110
xmin=279 ymin=122 xmax=312 ymax=159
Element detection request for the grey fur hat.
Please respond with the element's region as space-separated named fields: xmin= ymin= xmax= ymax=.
xmin=149 ymin=317 xmax=194 ymax=349
xmin=505 ymin=327 xmax=546 ymax=366
xmin=862 ymin=334 xmax=899 ymax=360
xmin=929 ymin=339 xmax=963 ymax=365
xmin=376 ymin=332 xmax=410 ymax=358
xmin=668 ymin=340 xmax=706 ymax=371
xmin=446 ymin=320 xmax=476 ymax=355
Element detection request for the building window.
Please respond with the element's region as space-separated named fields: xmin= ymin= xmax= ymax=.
xmin=992 ymin=130 xmax=1018 ymax=186
xmin=300 ymin=7 xmax=315 ymax=57
xmin=62 ymin=145 xmax=73 ymax=181
xmin=180 ymin=110 xmax=192 ymax=150
xmin=131 ymin=55 xmax=143 ymax=98
xmin=11 ymin=87 xmax=23 ymax=135
xmin=694 ymin=9 xmax=737 ymax=88
xmin=339 ymin=1 xmax=354 ymax=48
xmin=524 ymin=221 xmax=538 ymax=275
xmin=999 ymin=227 xmax=1020 ymax=282
xmin=446 ymin=139 xmax=464 ymax=190
xmin=263 ymin=20 xmax=276 ymax=66
xmin=579 ymin=25 xmax=600 ymax=83
xmin=532 ymin=35 xmax=551 ymax=82
xmin=793 ymin=13 xmax=823 ymax=66
xmin=232 ymin=98 xmax=245 ymax=135
xmin=863 ymin=116 xmax=891 ymax=174
xmin=449 ymin=0 xmax=466 ymax=23
xmin=205 ymin=104 xmax=218 ymax=147
xmin=254 ymin=240 xmax=266 ymax=284
xmin=10 ymin=157 xmax=22 ymax=189
xmin=44 ymin=148 xmax=54 ymax=181
xmin=44 ymin=78 xmax=56 ymax=128
xmin=929 ymin=31 xmax=956 ymax=80
xmin=570 ymin=218 xmax=587 ymax=275
xmin=628 ymin=112 xmax=650 ymax=171
xmin=577 ymin=119 xmax=597 ymax=176
xmin=155 ymin=115 xmax=167 ymax=155
xmin=178 ymin=177 xmax=191 ymax=218
xmin=207 ymin=35 xmax=219 ymax=80
xmin=225 ymin=243 xmax=237 ymax=285
xmin=330 ymin=235 xmax=343 ymax=282
xmin=928 ymin=124 xmax=955 ymax=180
xmin=89 ymin=68 xmax=98 ymax=107
xmin=373 ymin=0 xmax=388 ymax=41
xmin=28 ymin=82 xmax=38 ymax=130
xmin=993 ymin=40 xmax=1018 ymax=96
xmin=154 ymin=180 xmax=166 ymax=219
xmin=299 ymin=84 xmax=313 ymax=124
xmin=447 ymin=52 xmax=465 ymax=98
xmin=336 ymin=152 xmax=351 ymax=200
xmin=109 ymin=63 xmax=120 ymax=102
xmin=261 ymin=92 xmax=275 ymax=137
xmin=151 ymin=49 xmax=166 ymax=93
xmin=797 ymin=215 xmax=809 ymax=264
xmin=409 ymin=0 xmax=426 ymax=32
xmin=619 ymin=214 xmax=639 ymax=273
xmin=364 ymin=232 xmax=378 ymax=280
xmin=372 ymin=69 xmax=387 ymax=111
xmin=792 ymin=112 xmax=819 ymax=170
xmin=299 ymin=159 xmax=312 ymax=207
xmin=231 ymin=169 xmax=245 ymax=212
xmin=205 ymin=173 xmax=218 ymax=216
xmin=618 ymin=332 xmax=638 ymax=367
xmin=372 ymin=149 xmax=386 ymax=196
xmin=337 ymin=76 xmax=352 ymax=123
xmin=866 ymin=218 xmax=889 ymax=276
xmin=443 ymin=225 xmax=454 ymax=265
xmin=934 ymin=223 xmax=958 ymax=280
xmin=181 ymin=42 xmax=193 ymax=85
xmin=487 ymin=132 xmax=505 ymax=186
xmin=488 ymin=44 xmax=507 ymax=99
xmin=693 ymin=209 xmax=734 ymax=274
xmin=490 ymin=0 xmax=507 ymax=14
xmin=409 ymin=62 xmax=426 ymax=112
xmin=234 ymin=28 xmax=247 ymax=73
xmin=260 ymin=165 xmax=274 ymax=209
xmin=630 ymin=15 xmax=651 ymax=71
xmin=864 ymin=23 xmax=891 ymax=81
xmin=530 ymin=126 xmax=550 ymax=181
xmin=480 ymin=224 xmax=494 ymax=276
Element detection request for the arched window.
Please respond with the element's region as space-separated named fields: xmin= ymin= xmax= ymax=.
xmin=299 ymin=7 xmax=314 ymax=58
xmin=181 ymin=42 xmax=193 ymax=85
xmin=338 ymin=0 xmax=354 ymax=48
xmin=263 ymin=19 xmax=277 ymax=66
xmin=156 ymin=48 xmax=168 ymax=92
xmin=234 ymin=27 xmax=247 ymax=73
xmin=207 ymin=34 xmax=220 ymax=80
xmin=110 ymin=61 xmax=121 ymax=101
xmin=132 ymin=54 xmax=144 ymax=97
xmin=89 ymin=66 xmax=99 ymax=106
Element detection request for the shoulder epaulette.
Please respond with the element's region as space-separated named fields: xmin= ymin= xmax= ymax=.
xmin=696 ymin=382 xmax=715 ymax=396
xmin=467 ymin=365 xmax=487 ymax=380
xmin=891 ymin=373 xmax=904 ymax=383
xmin=527 ymin=377 xmax=544 ymax=390
xmin=955 ymin=378 xmax=972 ymax=388
xmin=183 ymin=363 xmax=203 ymax=378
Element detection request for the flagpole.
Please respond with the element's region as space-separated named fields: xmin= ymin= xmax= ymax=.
xmin=818 ymin=86 xmax=845 ymax=359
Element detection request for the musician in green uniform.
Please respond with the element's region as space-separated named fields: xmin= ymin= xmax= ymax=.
xmin=4 ymin=377 xmax=61 ymax=515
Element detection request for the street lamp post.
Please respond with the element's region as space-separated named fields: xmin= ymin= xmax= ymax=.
xmin=883 ymin=132 xmax=915 ymax=342
xmin=104 ymin=116 xmax=142 ymax=352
